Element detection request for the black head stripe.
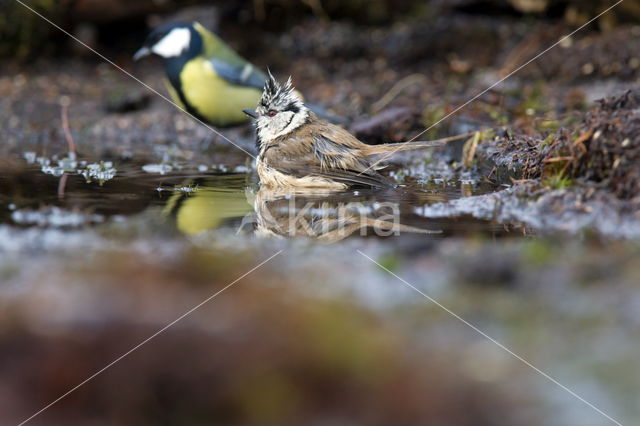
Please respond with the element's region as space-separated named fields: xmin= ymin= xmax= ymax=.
xmin=285 ymin=102 xmax=300 ymax=113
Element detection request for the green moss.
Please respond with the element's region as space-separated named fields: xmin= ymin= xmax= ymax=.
xmin=543 ymin=172 xmax=573 ymax=190
xmin=537 ymin=120 xmax=560 ymax=132
xmin=540 ymin=133 xmax=557 ymax=148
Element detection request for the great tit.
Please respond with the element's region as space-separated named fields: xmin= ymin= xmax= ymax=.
xmin=134 ymin=21 xmax=340 ymax=128
xmin=134 ymin=21 xmax=267 ymax=127
xmin=245 ymin=73 xmax=446 ymax=189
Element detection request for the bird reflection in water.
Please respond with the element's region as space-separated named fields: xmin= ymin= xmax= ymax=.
xmin=247 ymin=188 xmax=439 ymax=242
xmin=163 ymin=176 xmax=440 ymax=242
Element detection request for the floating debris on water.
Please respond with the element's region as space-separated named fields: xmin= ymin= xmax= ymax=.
xmin=211 ymin=164 xmax=229 ymax=173
xmin=58 ymin=154 xmax=78 ymax=171
xmin=232 ymin=165 xmax=252 ymax=173
xmin=39 ymin=153 xmax=79 ymax=177
xmin=142 ymin=163 xmax=173 ymax=175
xmin=41 ymin=165 xmax=66 ymax=177
xmin=23 ymin=151 xmax=36 ymax=163
xmin=81 ymin=161 xmax=117 ymax=185
xmin=156 ymin=183 xmax=200 ymax=193
xmin=27 ymin=152 xmax=117 ymax=184
xmin=36 ymin=156 xmax=50 ymax=166
xmin=174 ymin=184 xmax=199 ymax=193
xmin=11 ymin=206 xmax=104 ymax=228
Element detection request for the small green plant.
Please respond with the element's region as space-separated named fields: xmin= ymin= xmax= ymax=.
xmin=543 ymin=172 xmax=573 ymax=190
xmin=540 ymin=133 xmax=557 ymax=149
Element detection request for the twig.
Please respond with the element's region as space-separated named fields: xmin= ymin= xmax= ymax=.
xmin=510 ymin=178 xmax=536 ymax=184
xmin=573 ymin=129 xmax=593 ymax=147
xmin=60 ymin=96 xmax=77 ymax=156
xmin=58 ymin=173 xmax=68 ymax=200
xmin=462 ymin=131 xmax=481 ymax=168
xmin=543 ymin=156 xmax=574 ymax=163
xmin=415 ymin=131 xmax=476 ymax=145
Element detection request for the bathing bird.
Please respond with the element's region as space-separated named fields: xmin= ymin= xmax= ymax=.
xmin=243 ymin=73 xmax=445 ymax=189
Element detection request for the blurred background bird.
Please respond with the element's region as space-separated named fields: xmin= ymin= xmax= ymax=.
xmin=134 ymin=21 xmax=338 ymax=128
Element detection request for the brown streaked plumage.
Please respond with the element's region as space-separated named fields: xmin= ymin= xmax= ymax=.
xmin=245 ymin=73 xmax=444 ymax=189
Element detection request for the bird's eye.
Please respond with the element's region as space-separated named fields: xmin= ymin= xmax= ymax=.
xmin=267 ymin=110 xmax=278 ymax=117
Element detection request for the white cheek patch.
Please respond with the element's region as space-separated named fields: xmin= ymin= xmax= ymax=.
xmin=256 ymin=108 xmax=308 ymax=143
xmin=152 ymin=28 xmax=191 ymax=58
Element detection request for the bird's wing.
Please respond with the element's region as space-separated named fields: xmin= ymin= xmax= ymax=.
xmin=208 ymin=59 xmax=266 ymax=89
xmin=319 ymin=124 xmax=370 ymax=149
xmin=310 ymin=167 xmax=393 ymax=188
xmin=264 ymin=136 xmax=393 ymax=188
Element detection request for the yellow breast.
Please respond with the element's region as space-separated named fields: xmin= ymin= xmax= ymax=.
xmin=178 ymin=57 xmax=262 ymax=127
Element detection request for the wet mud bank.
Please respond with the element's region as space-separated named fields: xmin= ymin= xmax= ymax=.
xmin=461 ymin=88 xmax=640 ymax=238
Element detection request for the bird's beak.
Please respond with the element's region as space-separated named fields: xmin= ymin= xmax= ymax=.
xmin=243 ymin=109 xmax=258 ymax=119
xmin=133 ymin=46 xmax=151 ymax=61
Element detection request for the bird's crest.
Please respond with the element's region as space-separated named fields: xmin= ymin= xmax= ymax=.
xmin=260 ymin=71 xmax=301 ymax=110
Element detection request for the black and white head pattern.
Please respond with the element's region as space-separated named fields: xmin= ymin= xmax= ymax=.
xmin=254 ymin=72 xmax=308 ymax=143
xmin=149 ymin=25 xmax=192 ymax=58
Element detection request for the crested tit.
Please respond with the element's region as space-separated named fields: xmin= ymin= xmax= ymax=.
xmin=244 ymin=73 xmax=444 ymax=189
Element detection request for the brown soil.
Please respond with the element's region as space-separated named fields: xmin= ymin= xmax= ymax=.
xmin=474 ymin=85 xmax=640 ymax=206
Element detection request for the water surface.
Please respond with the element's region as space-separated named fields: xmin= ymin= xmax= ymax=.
xmin=0 ymin=156 xmax=523 ymax=241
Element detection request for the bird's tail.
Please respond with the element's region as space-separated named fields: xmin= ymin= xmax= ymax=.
xmin=362 ymin=140 xmax=445 ymax=156
xmin=362 ymin=132 xmax=473 ymax=156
